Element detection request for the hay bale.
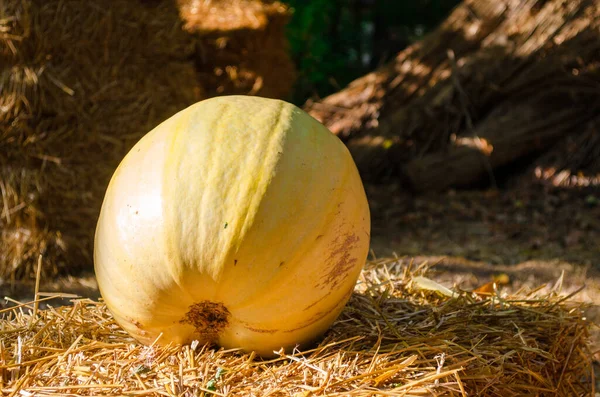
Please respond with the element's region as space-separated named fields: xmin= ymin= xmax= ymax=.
xmin=179 ymin=0 xmax=286 ymax=32
xmin=1 ymin=0 xmax=206 ymax=284
xmin=179 ymin=0 xmax=296 ymax=99
xmin=0 ymin=0 xmax=296 ymax=284
xmin=0 ymin=259 xmax=593 ymax=395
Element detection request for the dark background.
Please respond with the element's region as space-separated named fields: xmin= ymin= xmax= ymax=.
xmin=283 ymin=0 xmax=461 ymax=104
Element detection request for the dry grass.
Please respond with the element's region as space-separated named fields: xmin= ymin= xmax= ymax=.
xmin=1 ymin=258 xmax=594 ymax=396
xmin=0 ymin=0 xmax=204 ymax=283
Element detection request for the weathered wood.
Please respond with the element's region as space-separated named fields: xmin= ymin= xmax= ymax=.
xmin=305 ymin=0 xmax=600 ymax=189
xmin=402 ymin=100 xmax=594 ymax=191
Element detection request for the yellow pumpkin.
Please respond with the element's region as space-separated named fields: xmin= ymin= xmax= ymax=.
xmin=94 ymin=96 xmax=370 ymax=356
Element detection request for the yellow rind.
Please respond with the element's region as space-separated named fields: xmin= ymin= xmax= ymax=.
xmin=94 ymin=96 xmax=370 ymax=356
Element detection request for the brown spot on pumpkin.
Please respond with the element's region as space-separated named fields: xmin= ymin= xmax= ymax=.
xmin=129 ymin=318 xmax=144 ymax=329
xmin=279 ymin=261 xmax=285 ymax=267
xmin=320 ymin=233 xmax=360 ymax=290
xmin=180 ymin=301 xmax=230 ymax=342
xmin=234 ymin=259 xmax=238 ymax=266
xmin=128 ymin=318 xmax=149 ymax=336
xmin=316 ymin=234 xmax=324 ymax=240
xmin=304 ymin=284 xmax=353 ymax=312
xmin=288 ymin=286 xmax=355 ymax=333
xmin=303 ymin=291 xmax=332 ymax=311
xmin=243 ymin=324 xmax=278 ymax=334
xmin=283 ymin=310 xmax=331 ymax=334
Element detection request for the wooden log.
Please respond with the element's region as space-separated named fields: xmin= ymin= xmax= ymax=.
xmin=402 ymin=100 xmax=595 ymax=191
xmin=304 ymin=0 xmax=600 ymax=188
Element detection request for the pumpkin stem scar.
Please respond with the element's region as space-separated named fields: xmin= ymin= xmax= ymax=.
xmin=180 ymin=301 xmax=230 ymax=341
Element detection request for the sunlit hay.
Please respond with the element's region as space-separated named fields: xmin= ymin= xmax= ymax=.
xmin=0 ymin=0 xmax=204 ymax=284
xmin=178 ymin=0 xmax=296 ymax=99
xmin=178 ymin=0 xmax=287 ymax=32
xmin=1 ymin=258 xmax=593 ymax=396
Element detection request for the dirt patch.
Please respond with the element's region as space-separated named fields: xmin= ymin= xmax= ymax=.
xmin=367 ymin=181 xmax=600 ymax=383
xmin=368 ymin=183 xmax=599 ymax=266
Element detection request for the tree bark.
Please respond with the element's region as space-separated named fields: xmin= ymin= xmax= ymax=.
xmin=304 ymin=0 xmax=600 ymax=190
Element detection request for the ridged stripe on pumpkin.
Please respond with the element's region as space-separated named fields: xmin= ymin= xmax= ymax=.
xmin=160 ymin=97 xmax=366 ymax=327
xmin=162 ymin=98 xmax=288 ymax=285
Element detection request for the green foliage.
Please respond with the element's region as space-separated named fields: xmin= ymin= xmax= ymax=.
xmin=206 ymin=367 xmax=225 ymax=393
xmin=282 ymin=0 xmax=461 ymax=104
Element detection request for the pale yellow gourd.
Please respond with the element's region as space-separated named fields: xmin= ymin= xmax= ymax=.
xmin=94 ymin=95 xmax=370 ymax=357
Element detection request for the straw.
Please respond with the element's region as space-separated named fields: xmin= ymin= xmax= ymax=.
xmin=1 ymin=258 xmax=593 ymax=396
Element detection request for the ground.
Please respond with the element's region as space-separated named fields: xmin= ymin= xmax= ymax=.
xmin=367 ymin=181 xmax=600 ymax=389
xmin=3 ymin=180 xmax=599 ymax=387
